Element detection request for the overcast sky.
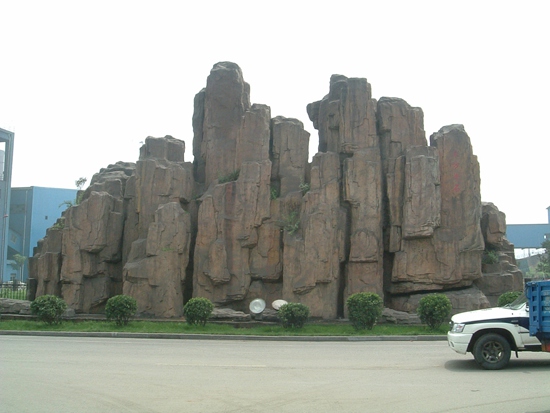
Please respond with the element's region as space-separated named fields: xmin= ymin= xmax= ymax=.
xmin=1 ymin=0 xmax=549 ymax=225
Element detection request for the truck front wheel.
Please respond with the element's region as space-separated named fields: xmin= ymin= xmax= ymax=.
xmin=472 ymin=333 xmax=511 ymax=370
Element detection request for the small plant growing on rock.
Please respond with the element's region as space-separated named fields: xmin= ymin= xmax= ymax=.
xmin=278 ymin=302 xmax=310 ymax=329
xmin=280 ymin=211 xmax=300 ymax=234
xmin=183 ymin=297 xmax=214 ymax=326
xmin=30 ymin=295 xmax=67 ymax=325
xmin=51 ymin=219 xmax=65 ymax=230
xmin=270 ymin=187 xmax=279 ymax=200
xmin=219 ymin=169 xmax=240 ymax=184
xmin=417 ymin=294 xmax=452 ymax=330
xmin=299 ymin=180 xmax=310 ymax=195
xmin=482 ymin=249 xmax=499 ymax=265
xmin=105 ymin=295 xmax=138 ymax=326
xmin=346 ymin=292 xmax=383 ymax=330
xmin=497 ymin=291 xmax=523 ymax=307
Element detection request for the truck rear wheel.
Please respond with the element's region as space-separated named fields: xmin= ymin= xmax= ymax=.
xmin=472 ymin=333 xmax=511 ymax=370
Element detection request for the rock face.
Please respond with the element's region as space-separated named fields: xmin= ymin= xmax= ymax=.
xmin=29 ymin=62 xmax=523 ymax=318
xmin=475 ymin=202 xmax=523 ymax=306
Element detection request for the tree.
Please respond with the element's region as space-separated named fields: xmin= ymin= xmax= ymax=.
xmin=60 ymin=177 xmax=88 ymax=208
xmin=75 ymin=177 xmax=87 ymax=190
xmin=12 ymin=254 xmax=27 ymax=282
xmin=535 ymin=239 xmax=550 ymax=278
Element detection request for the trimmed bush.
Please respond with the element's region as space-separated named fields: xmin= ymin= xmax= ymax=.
xmin=497 ymin=291 xmax=523 ymax=307
xmin=183 ymin=297 xmax=214 ymax=326
xmin=278 ymin=302 xmax=310 ymax=329
xmin=30 ymin=295 xmax=67 ymax=325
xmin=417 ymin=294 xmax=452 ymax=330
xmin=346 ymin=292 xmax=383 ymax=330
xmin=105 ymin=295 xmax=138 ymax=326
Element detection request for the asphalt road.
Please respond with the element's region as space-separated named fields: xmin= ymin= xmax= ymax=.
xmin=1 ymin=336 xmax=550 ymax=413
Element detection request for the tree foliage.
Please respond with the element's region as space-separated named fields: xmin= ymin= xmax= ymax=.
xmin=497 ymin=291 xmax=523 ymax=307
xmin=536 ymin=239 xmax=550 ymax=278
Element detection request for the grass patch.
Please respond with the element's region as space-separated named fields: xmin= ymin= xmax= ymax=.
xmin=0 ymin=319 xmax=448 ymax=336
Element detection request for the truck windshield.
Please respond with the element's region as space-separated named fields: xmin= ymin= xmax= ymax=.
xmin=504 ymin=293 xmax=528 ymax=310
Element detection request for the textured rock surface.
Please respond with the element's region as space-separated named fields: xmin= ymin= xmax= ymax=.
xmin=388 ymin=125 xmax=484 ymax=294
xmin=282 ymin=152 xmax=346 ymax=319
xmin=343 ymin=148 xmax=384 ymax=300
xmin=29 ymin=224 xmax=64 ymax=297
xmin=0 ymin=298 xmax=32 ymax=315
xmin=29 ymin=62 xmax=524 ymax=319
xmin=271 ymin=116 xmax=310 ymax=197
xmin=123 ymin=202 xmax=191 ymax=317
xmin=60 ymin=190 xmax=126 ymax=313
xmin=475 ymin=203 xmax=523 ymax=306
xmin=390 ymin=286 xmax=490 ymax=316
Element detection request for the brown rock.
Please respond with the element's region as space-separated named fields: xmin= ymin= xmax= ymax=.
xmin=193 ymin=160 xmax=272 ymax=305
xmin=402 ymin=146 xmax=441 ymax=239
xmin=201 ymin=62 xmax=251 ymax=187
xmin=343 ymin=149 xmax=384 ymax=299
xmin=481 ymin=202 xmax=507 ymax=248
xmin=30 ymin=225 xmax=64 ymax=297
xmin=236 ymin=104 xmax=271 ymax=167
xmin=389 ymin=286 xmax=490 ymax=316
xmin=378 ymin=97 xmax=427 ymax=252
xmin=308 ymin=75 xmax=377 ymax=154
xmin=271 ymin=117 xmax=310 ymax=197
xmin=388 ymin=125 xmax=484 ymax=294
xmin=60 ymin=191 xmax=125 ymax=313
xmin=123 ymin=202 xmax=191 ymax=317
xmin=282 ymin=152 xmax=346 ymax=319
xmin=0 ymin=298 xmax=32 ymax=315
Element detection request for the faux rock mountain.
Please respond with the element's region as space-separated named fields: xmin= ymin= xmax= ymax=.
xmin=28 ymin=62 xmax=523 ymax=318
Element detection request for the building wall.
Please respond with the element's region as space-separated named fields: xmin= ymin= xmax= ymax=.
xmin=6 ymin=186 xmax=77 ymax=281
xmin=506 ymin=223 xmax=550 ymax=249
xmin=0 ymin=128 xmax=14 ymax=282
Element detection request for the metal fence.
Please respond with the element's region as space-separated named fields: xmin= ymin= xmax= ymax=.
xmin=0 ymin=282 xmax=28 ymax=300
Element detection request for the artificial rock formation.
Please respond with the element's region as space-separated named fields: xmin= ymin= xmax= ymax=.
xmin=29 ymin=62 xmax=523 ymax=318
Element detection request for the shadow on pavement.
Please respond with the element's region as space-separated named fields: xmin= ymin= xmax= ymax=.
xmin=445 ymin=356 xmax=550 ymax=372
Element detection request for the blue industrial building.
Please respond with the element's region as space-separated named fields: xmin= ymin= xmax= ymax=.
xmin=506 ymin=207 xmax=550 ymax=249
xmin=0 ymin=127 xmax=15 ymax=282
xmin=5 ymin=186 xmax=77 ymax=282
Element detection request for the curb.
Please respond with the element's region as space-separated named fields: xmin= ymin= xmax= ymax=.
xmin=0 ymin=330 xmax=447 ymax=342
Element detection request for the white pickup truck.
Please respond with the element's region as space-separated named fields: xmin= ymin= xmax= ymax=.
xmin=447 ymin=293 xmax=543 ymax=370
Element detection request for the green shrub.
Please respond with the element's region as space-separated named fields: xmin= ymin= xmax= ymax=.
xmin=417 ymin=294 xmax=452 ymax=330
xmin=30 ymin=295 xmax=67 ymax=325
xmin=497 ymin=291 xmax=522 ymax=307
xmin=278 ymin=302 xmax=310 ymax=329
xmin=105 ymin=295 xmax=138 ymax=326
xmin=346 ymin=292 xmax=383 ymax=330
xmin=183 ymin=297 xmax=214 ymax=326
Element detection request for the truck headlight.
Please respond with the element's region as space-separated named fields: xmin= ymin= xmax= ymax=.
xmin=451 ymin=323 xmax=465 ymax=333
